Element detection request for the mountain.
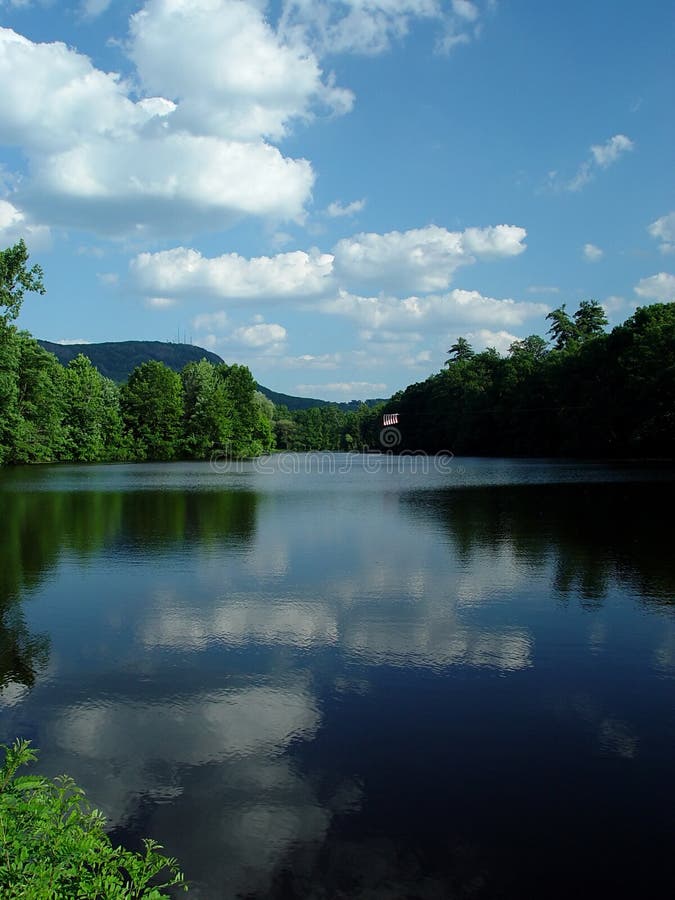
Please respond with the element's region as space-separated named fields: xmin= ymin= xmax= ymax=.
xmin=39 ymin=340 xmax=223 ymax=383
xmin=38 ymin=340 xmax=385 ymax=411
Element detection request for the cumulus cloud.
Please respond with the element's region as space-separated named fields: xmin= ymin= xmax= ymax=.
xmin=326 ymin=198 xmax=365 ymax=217
xmin=325 ymin=288 xmax=547 ymax=332
xmin=132 ymin=246 xmax=334 ymax=300
xmin=231 ymin=322 xmax=287 ymax=347
xmin=0 ymin=27 xmax=162 ymax=154
xmin=0 ymin=15 xmax=317 ymax=237
xmin=465 ymin=328 xmax=519 ymax=354
xmin=634 ymin=272 xmax=675 ymax=302
xmin=583 ymin=242 xmax=603 ymax=262
xmin=0 ymin=2 xmax=495 ymax=239
xmin=567 ymin=133 xmax=633 ymax=192
xmin=128 ymin=0 xmax=353 ymax=142
xmin=23 ymin=134 xmax=313 ymax=236
xmin=131 ymin=223 xmax=527 ymax=301
xmin=190 ymin=310 xmax=286 ymax=352
xmin=333 ymin=224 xmax=526 ymax=293
xmin=648 ymin=212 xmax=675 ymax=254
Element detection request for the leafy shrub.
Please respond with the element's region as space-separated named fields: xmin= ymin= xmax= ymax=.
xmin=0 ymin=739 xmax=187 ymax=898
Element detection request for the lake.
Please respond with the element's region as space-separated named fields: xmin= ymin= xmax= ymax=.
xmin=1 ymin=455 xmax=674 ymax=898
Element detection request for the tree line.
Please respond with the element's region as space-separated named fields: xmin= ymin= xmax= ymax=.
xmin=390 ymin=299 xmax=675 ymax=458
xmin=0 ymin=330 xmax=276 ymax=464
xmin=2 ymin=239 xmax=673 ymax=462
xmin=0 ymin=241 xmax=275 ymax=464
xmin=272 ymin=402 xmax=385 ymax=452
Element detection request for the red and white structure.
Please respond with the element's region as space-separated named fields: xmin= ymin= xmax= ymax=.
xmin=383 ymin=413 xmax=399 ymax=426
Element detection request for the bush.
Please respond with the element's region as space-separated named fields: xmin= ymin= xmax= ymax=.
xmin=0 ymin=739 xmax=187 ymax=898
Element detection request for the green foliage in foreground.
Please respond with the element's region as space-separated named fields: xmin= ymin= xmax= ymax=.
xmin=0 ymin=739 xmax=187 ymax=898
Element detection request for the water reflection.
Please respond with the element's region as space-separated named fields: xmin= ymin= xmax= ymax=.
xmin=1 ymin=462 xmax=674 ymax=898
xmin=406 ymin=481 xmax=675 ymax=603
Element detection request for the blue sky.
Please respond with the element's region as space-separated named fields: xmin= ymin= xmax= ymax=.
xmin=1 ymin=0 xmax=673 ymax=400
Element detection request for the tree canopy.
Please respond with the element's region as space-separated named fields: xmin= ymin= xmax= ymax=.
xmin=0 ymin=240 xmax=45 ymax=323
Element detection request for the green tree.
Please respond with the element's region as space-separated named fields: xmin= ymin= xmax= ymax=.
xmin=10 ymin=334 xmax=66 ymax=463
xmin=546 ymin=304 xmax=578 ymax=350
xmin=181 ymin=359 xmax=232 ymax=458
xmin=62 ymin=354 xmax=107 ymax=461
xmin=0 ymin=240 xmax=45 ymax=323
xmin=509 ymin=334 xmax=549 ymax=361
xmin=445 ymin=337 xmax=474 ymax=363
xmin=100 ymin=376 xmax=128 ymax=459
xmin=251 ymin=390 xmax=276 ymax=453
xmin=120 ymin=361 xmax=184 ymax=461
xmin=573 ymin=299 xmax=608 ymax=339
xmin=0 ymin=322 xmax=21 ymax=465
xmin=218 ymin=363 xmax=268 ymax=457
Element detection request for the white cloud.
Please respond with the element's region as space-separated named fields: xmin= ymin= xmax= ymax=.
xmin=130 ymin=223 xmax=526 ymax=306
xmin=591 ymin=133 xmax=634 ymax=167
xmin=279 ymin=0 xmax=487 ymax=57
xmin=333 ymin=223 xmax=526 ymax=293
xmin=452 ymin=0 xmax=479 ymax=21
xmin=583 ymin=242 xmax=603 ymax=262
xmin=567 ymin=133 xmax=633 ymax=192
xmin=648 ymin=212 xmax=675 ymax=254
xmin=132 ymin=246 xmax=334 ymax=300
xmin=280 ymin=0 xmax=439 ymax=56
xmin=279 ymin=353 xmax=342 ymax=370
xmin=295 ymin=381 xmax=387 ymax=398
xmin=128 ymin=0 xmax=353 ymax=143
xmin=0 ymin=21 xmax=316 ymax=237
xmin=465 ymin=328 xmax=518 ymax=354
xmin=0 ymin=198 xmax=50 ymax=248
xmin=326 ymin=288 xmax=546 ymax=332
xmin=0 ymin=27 xmax=158 ymax=155
xmin=0 ymin=2 xmax=496 ymax=241
xmin=326 ymin=198 xmax=365 ymax=217
xmin=56 ymin=338 xmax=91 ymax=345
xmin=567 ymin=162 xmax=593 ymax=192
xmin=231 ymin=323 xmax=287 ymax=347
xmin=191 ymin=311 xmax=286 ymax=350
xmin=634 ymin=272 xmax=675 ymax=302
xmin=24 ymin=134 xmax=313 ymax=236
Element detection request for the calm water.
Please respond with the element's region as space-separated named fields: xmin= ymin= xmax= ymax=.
xmin=1 ymin=455 xmax=674 ymax=898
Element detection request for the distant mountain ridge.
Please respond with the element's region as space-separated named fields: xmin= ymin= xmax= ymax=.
xmin=38 ymin=340 xmax=385 ymax=412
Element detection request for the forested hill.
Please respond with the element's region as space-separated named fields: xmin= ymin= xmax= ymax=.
xmin=38 ymin=340 xmax=383 ymax=411
xmin=39 ymin=340 xmax=223 ymax=383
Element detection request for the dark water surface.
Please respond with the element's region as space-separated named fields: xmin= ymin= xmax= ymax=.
xmin=1 ymin=456 xmax=674 ymax=898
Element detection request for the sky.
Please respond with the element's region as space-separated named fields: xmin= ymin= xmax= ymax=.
xmin=0 ymin=0 xmax=673 ymax=401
